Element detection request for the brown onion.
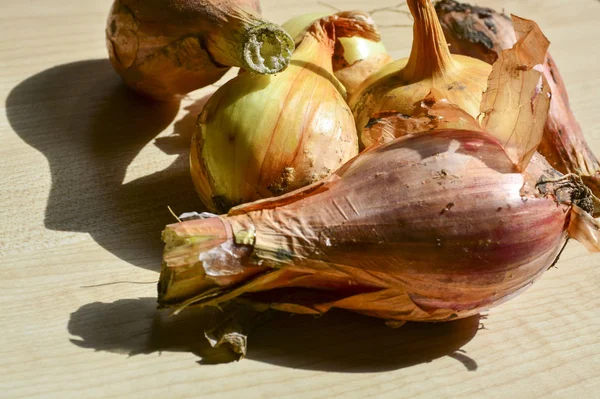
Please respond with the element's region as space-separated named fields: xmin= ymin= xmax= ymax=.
xmin=106 ymin=0 xmax=294 ymax=100
xmin=435 ymin=0 xmax=600 ymax=202
xmin=159 ymin=129 xmax=600 ymax=321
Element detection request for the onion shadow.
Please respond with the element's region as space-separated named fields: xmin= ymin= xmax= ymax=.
xmin=68 ymin=297 xmax=480 ymax=372
xmin=5 ymin=59 xmax=207 ymax=270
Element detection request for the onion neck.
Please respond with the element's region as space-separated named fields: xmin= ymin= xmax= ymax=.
xmin=405 ymin=0 xmax=458 ymax=79
xmin=296 ymin=19 xmax=355 ymax=97
xmin=206 ymin=16 xmax=294 ymax=74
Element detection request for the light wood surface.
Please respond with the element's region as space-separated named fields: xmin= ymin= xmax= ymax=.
xmin=2 ymin=0 xmax=600 ymax=398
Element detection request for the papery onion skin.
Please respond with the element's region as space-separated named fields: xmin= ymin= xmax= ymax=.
xmin=160 ymin=130 xmax=593 ymax=322
xmin=283 ymin=11 xmax=393 ymax=98
xmin=349 ymin=0 xmax=491 ymax=143
xmin=435 ymin=0 xmax=600 ymax=201
xmin=190 ymin=15 xmax=377 ymax=213
xmin=106 ymin=0 xmax=294 ymax=100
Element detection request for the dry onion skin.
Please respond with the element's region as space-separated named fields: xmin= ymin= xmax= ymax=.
xmin=435 ymin=0 xmax=600 ymax=202
xmin=349 ymin=0 xmax=491 ymax=147
xmin=283 ymin=11 xmax=393 ymax=98
xmin=190 ymin=14 xmax=377 ymax=213
xmin=106 ymin=0 xmax=294 ymax=100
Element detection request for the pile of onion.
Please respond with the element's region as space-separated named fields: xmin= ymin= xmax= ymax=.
xmin=283 ymin=10 xmax=393 ymax=98
xmin=158 ymin=12 xmax=600 ymax=356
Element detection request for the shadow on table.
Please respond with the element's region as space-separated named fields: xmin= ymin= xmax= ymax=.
xmin=68 ymin=297 xmax=481 ymax=372
xmin=5 ymin=59 xmax=212 ymax=271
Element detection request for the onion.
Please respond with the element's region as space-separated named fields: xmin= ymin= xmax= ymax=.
xmin=190 ymin=14 xmax=379 ymax=213
xmin=105 ymin=0 xmax=294 ymax=100
xmin=283 ymin=11 xmax=393 ymax=98
xmin=159 ymin=129 xmax=600 ymax=322
xmin=435 ymin=0 xmax=600 ymax=203
xmin=349 ymin=0 xmax=491 ymax=147
xmin=359 ymin=13 xmax=552 ymax=173
xmin=156 ymin=14 xmax=600 ymax=325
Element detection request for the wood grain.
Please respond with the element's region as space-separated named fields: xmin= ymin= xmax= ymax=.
xmin=1 ymin=0 xmax=599 ymax=398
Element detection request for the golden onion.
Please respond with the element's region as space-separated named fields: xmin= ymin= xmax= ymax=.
xmin=190 ymin=14 xmax=380 ymax=213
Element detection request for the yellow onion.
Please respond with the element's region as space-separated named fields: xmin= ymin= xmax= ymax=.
xmin=435 ymin=0 xmax=600 ymax=204
xmin=357 ymin=13 xmax=552 ymax=176
xmin=283 ymin=11 xmax=393 ymax=98
xmin=106 ymin=0 xmax=294 ymax=100
xmin=349 ymin=0 xmax=491 ymax=147
xmin=434 ymin=0 xmax=516 ymax=64
xmin=190 ymin=14 xmax=379 ymax=213
xmin=159 ymin=130 xmax=600 ymax=322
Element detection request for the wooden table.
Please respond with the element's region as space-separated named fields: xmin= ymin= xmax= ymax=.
xmin=2 ymin=0 xmax=599 ymax=397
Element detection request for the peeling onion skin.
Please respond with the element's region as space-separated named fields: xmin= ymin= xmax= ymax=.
xmin=106 ymin=0 xmax=294 ymax=100
xmin=435 ymin=0 xmax=600 ymax=203
xmin=160 ymin=130 xmax=596 ymax=322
